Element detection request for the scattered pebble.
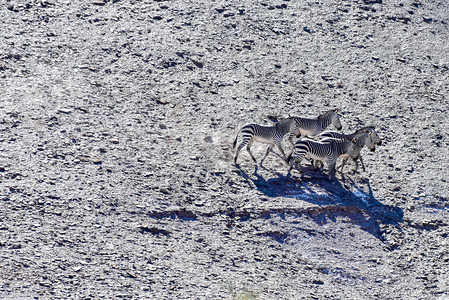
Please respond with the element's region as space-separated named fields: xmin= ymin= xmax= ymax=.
xmin=92 ymin=0 xmax=105 ymax=5
xmin=57 ymin=108 xmax=72 ymax=114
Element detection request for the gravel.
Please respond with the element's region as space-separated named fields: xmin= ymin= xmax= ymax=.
xmin=1 ymin=0 xmax=448 ymax=298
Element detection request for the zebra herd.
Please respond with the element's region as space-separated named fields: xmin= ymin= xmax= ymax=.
xmin=232 ymin=109 xmax=382 ymax=180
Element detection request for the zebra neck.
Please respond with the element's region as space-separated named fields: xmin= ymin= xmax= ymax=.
xmin=353 ymin=134 xmax=368 ymax=148
xmin=277 ymin=119 xmax=294 ymax=134
xmin=319 ymin=115 xmax=331 ymax=131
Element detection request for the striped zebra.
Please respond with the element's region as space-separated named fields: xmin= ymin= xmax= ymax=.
xmin=318 ymin=126 xmax=382 ymax=173
xmin=289 ymin=109 xmax=343 ymax=143
xmin=287 ymin=132 xmax=374 ymax=179
xmin=233 ymin=118 xmax=297 ymax=165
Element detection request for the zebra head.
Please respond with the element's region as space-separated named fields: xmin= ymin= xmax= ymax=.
xmin=356 ymin=126 xmax=382 ymax=148
xmin=355 ymin=126 xmax=375 ymax=135
xmin=332 ymin=109 xmax=343 ymax=131
xmin=366 ymin=132 xmax=377 ymax=152
xmin=353 ymin=131 xmax=376 ymax=152
xmin=369 ymin=129 xmax=382 ymax=146
xmin=320 ymin=109 xmax=342 ymax=131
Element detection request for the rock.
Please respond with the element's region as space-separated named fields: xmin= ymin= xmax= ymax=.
xmin=190 ymin=58 xmax=204 ymax=68
xmin=92 ymin=0 xmax=105 ymax=5
xmin=91 ymin=157 xmax=102 ymax=164
xmin=156 ymin=99 xmax=169 ymax=105
xmin=423 ymin=16 xmax=434 ymax=23
xmin=73 ymin=266 xmax=82 ymax=272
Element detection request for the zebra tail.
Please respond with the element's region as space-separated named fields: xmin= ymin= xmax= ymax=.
xmin=232 ymin=129 xmax=240 ymax=149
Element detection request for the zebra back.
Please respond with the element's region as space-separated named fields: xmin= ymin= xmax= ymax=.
xmin=318 ymin=126 xmax=376 ymax=140
xmin=233 ymin=118 xmax=296 ymax=149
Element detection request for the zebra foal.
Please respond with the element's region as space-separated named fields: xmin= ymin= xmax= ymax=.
xmin=287 ymin=133 xmax=372 ymax=179
xmin=233 ymin=118 xmax=297 ymax=165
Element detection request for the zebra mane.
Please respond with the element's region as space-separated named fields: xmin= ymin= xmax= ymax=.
xmin=268 ymin=115 xmax=293 ymax=124
xmin=354 ymin=126 xmax=375 ymax=134
xmin=352 ymin=130 xmax=372 ymax=141
xmin=318 ymin=109 xmax=338 ymax=120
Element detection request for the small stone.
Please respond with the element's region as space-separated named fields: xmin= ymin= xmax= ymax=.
xmin=159 ymin=124 xmax=167 ymax=129
xmin=91 ymin=157 xmax=102 ymax=165
xmin=78 ymin=107 xmax=89 ymax=113
xmin=190 ymin=59 xmax=204 ymax=68
xmin=160 ymin=188 xmax=170 ymax=194
xmin=73 ymin=266 xmax=82 ymax=272
xmin=110 ymin=138 xmax=119 ymax=144
xmin=92 ymin=0 xmax=105 ymax=5
xmin=58 ymin=108 xmax=72 ymax=114
xmin=156 ymin=99 xmax=169 ymax=105
xmin=423 ymin=16 xmax=433 ymax=23
xmin=39 ymin=281 xmax=52 ymax=287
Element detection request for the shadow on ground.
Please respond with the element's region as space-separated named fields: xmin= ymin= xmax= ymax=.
xmin=235 ymin=165 xmax=404 ymax=239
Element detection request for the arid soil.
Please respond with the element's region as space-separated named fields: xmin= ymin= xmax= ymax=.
xmin=1 ymin=0 xmax=449 ymax=299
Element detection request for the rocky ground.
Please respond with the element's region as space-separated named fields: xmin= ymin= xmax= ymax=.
xmin=1 ymin=0 xmax=448 ymax=299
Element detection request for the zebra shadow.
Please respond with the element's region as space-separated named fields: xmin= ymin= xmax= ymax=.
xmin=237 ymin=165 xmax=403 ymax=239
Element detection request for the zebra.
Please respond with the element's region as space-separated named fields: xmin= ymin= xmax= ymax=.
xmin=289 ymin=109 xmax=343 ymax=143
xmin=233 ymin=118 xmax=298 ymax=166
xmin=287 ymin=132 xmax=374 ymax=179
xmin=318 ymin=126 xmax=382 ymax=173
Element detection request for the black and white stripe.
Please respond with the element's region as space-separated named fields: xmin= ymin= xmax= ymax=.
xmin=287 ymin=137 xmax=361 ymax=179
xmin=291 ymin=109 xmax=342 ymax=141
xmin=233 ymin=118 xmax=297 ymax=165
xmin=318 ymin=127 xmax=381 ymax=173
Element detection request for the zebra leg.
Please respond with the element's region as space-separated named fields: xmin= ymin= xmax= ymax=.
xmin=355 ymin=156 xmax=366 ymax=173
xmin=291 ymin=160 xmax=302 ymax=173
xmin=234 ymin=137 xmax=252 ymax=164
xmin=234 ymin=141 xmax=246 ymax=164
xmin=287 ymin=133 xmax=294 ymax=146
xmin=313 ymin=159 xmax=324 ymax=169
xmin=246 ymin=140 xmax=257 ymax=163
xmin=288 ymin=132 xmax=298 ymax=150
xmin=339 ymin=156 xmax=349 ymax=173
xmin=277 ymin=144 xmax=287 ymax=160
xmin=287 ymin=154 xmax=302 ymax=175
xmin=327 ymin=159 xmax=337 ymax=180
xmin=260 ymin=144 xmax=274 ymax=166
